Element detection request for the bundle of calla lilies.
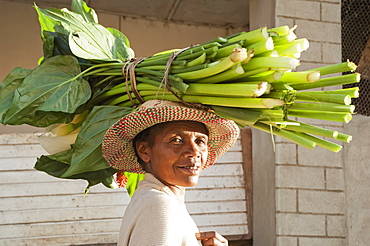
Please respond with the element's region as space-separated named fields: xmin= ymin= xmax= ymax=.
xmin=0 ymin=0 xmax=360 ymax=194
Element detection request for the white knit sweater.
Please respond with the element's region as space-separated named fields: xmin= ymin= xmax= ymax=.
xmin=117 ymin=173 xmax=202 ymax=246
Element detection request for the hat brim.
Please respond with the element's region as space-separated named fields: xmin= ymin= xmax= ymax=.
xmin=102 ymin=101 xmax=240 ymax=173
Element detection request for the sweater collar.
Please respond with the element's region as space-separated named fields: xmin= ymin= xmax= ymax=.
xmin=142 ymin=173 xmax=185 ymax=203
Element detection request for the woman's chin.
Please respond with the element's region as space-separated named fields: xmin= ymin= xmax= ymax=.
xmin=186 ymin=176 xmax=200 ymax=187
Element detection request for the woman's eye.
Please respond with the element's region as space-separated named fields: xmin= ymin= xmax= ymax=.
xmin=196 ymin=138 xmax=207 ymax=145
xmin=170 ymin=137 xmax=182 ymax=143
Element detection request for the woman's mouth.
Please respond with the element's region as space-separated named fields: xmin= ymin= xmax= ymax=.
xmin=180 ymin=166 xmax=200 ymax=169
xmin=177 ymin=165 xmax=201 ymax=175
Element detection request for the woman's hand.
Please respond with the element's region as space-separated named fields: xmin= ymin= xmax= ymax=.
xmin=196 ymin=231 xmax=228 ymax=246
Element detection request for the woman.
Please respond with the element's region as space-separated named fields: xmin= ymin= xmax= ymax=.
xmin=102 ymin=100 xmax=240 ymax=246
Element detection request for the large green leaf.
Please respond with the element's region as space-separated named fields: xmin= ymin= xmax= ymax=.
xmin=34 ymin=4 xmax=133 ymax=61
xmin=35 ymin=148 xmax=118 ymax=190
xmin=0 ymin=67 xmax=32 ymax=122
xmin=61 ymin=105 xmax=133 ymax=177
xmin=42 ymin=31 xmax=89 ymax=64
xmin=34 ymin=5 xmax=68 ymax=42
xmin=107 ymin=27 xmax=135 ymax=59
xmin=32 ymin=110 xmax=75 ymax=127
xmin=3 ymin=55 xmax=90 ymax=126
xmin=43 ymin=31 xmax=73 ymax=58
xmin=43 ymin=35 xmax=57 ymax=59
xmin=35 ymin=148 xmax=73 ymax=177
xmin=71 ymin=0 xmax=98 ymax=23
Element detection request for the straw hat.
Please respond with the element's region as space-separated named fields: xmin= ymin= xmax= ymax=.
xmin=102 ymin=100 xmax=240 ymax=173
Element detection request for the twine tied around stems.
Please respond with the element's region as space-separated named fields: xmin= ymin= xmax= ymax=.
xmin=160 ymin=46 xmax=213 ymax=111
xmin=121 ymin=45 xmax=208 ymax=108
xmin=156 ymin=47 xmax=192 ymax=102
xmin=122 ymin=58 xmax=146 ymax=106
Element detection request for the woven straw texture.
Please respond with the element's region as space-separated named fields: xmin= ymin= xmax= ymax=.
xmin=102 ymin=100 xmax=239 ymax=173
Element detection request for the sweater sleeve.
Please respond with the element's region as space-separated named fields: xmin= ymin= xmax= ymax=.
xmin=127 ymin=191 xmax=187 ymax=246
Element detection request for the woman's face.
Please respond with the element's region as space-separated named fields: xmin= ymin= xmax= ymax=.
xmin=136 ymin=121 xmax=209 ymax=190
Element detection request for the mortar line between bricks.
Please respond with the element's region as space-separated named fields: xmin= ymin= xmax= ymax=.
xmin=297 ymin=235 xmax=346 ymax=239
xmin=276 ymin=187 xmax=345 ymax=192
xmin=325 ymin=215 xmax=328 ymax=236
xmin=278 ymin=235 xmax=346 ymax=239
xmin=306 ymin=40 xmax=342 ymax=45
xmin=295 ymin=143 xmax=299 ymax=167
xmin=0 ymin=143 xmax=41 ymax=146
xmin=276 ymin=15 xmax=340 ymax=24
xmin=276 ymin=211 xmax=345 ymax=216
xmin=296 ymin=61 xmax=341 ymax=66
xmin=302 ymin=0 xmax=341 ymax=4
xmin=276 ymin=164 xmax=343 ymax=169
xmin=296 ymin=188 xmax=299 ymax=213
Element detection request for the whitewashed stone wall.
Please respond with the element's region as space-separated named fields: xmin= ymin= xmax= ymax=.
xmin=274 ymin=0 xmax=346 ymax=245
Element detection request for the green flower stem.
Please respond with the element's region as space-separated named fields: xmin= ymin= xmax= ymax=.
xmin=255 ymin=50 xmax=279 ymax=57
xmin=294 ymin=132 xmax=342 ymax=152
xmin=275 ymin=38 xmax=309 ymax=52
xmin=171 ymin=64 xmax=208 ymax=74
xmin=180 ymin=95 xmax=285 ymax=108
xmin=288 ymin=109 xmax=352 ymax=123
xmin=326 ymin=87 xmax=360 ymax=98
xmin=176 ymin=48 xmax=248 ymax=80
xmin=289 ymin=102 xmax=355 ymax=113
xmin=272 ymin=32 xmax=297 ymax=45
xmin=124 ymin=94 xmax=284 ymax=109
xmin=185 ymin=82 xmax=269 ymax=97
xmin=186 ymin=52 xmax=207 ymax=67
xmin=278 ymin=71 xmax=321 ymax=83
xmin=239 ymin=71 xmax=283 ymax=83
xmin=295 ymin=92 xmax=352 ymax=105
xmin=307 ymin=61 xmax=357 ymax=75
xmin=245 ymin=37 xmax=275 ymax=55
xmin=335 ymin=132 xmax=353 ymax=143
xmin=252 ymin=122 xmax=316 ymax=149
xmin=228 ymin=27 xmax=269 ymax=45
xmin=291 ymin=73 xmax=361 ymax=90
xmin=251 ymin=108 xmax=285 ymax=118
xmin=195 ymin=64 xmax=244 ymax=83
xmin=233 ymin=67 xmax=278 ymax=80
xmin=179 ymin=46 xmax=218 ymax=60
xmin=211 ymin=106 xmax=262 ymax=127
xmin=136 ymin=59 xmax=187 ymax=67
xmin=215 ymin=43 xmax=243 ymax=59
xmin=282 ymin=120 xmax=339 ymax=138
xmin=241 ymin=57 xmax=300 ymax=71
xmin=94 ymin=75 xmax=116 ymax=87
xmin=268 ymin=25 xmax=290 ymax=36
xmin=270 ymin=82 xmax=294 ymax=91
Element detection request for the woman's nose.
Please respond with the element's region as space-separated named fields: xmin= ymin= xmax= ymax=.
xmin=183 ymin=141 xmax=203 ymax=158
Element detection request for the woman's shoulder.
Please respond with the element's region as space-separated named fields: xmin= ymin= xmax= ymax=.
xmin=133 ymin=185 xmax=174 ymax=206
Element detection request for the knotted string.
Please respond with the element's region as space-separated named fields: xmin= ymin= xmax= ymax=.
xmin=157 ymin=47 xmax=193 ymax=101
xmin=122 ymin=59 xmax=134 ymax=105
xmin=122 ymin=58 xmax=147 ymax=106
xmin=122 ymin=45 xmax=210 ymax=108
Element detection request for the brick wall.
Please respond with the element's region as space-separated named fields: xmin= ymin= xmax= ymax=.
xmin=274 ymin=0 xmax=346 ymax=245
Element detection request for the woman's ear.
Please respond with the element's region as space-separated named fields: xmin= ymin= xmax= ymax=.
xmin=136 ymin=141 xmax=151 ymax=164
